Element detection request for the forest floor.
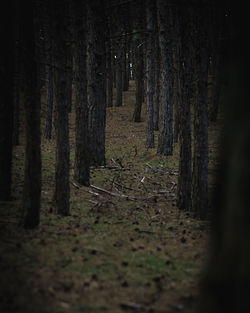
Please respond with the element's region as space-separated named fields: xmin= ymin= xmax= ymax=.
xmin=0 ymin=81 xmax=220 ymax=313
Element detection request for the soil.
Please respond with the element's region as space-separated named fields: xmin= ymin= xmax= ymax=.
xmin=0 ymin=81 xmax=220 ymax=313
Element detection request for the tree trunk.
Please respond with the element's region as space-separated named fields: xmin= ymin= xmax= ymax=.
xmin=157 ymin=0 xmax=173 ymax=156
xmin=154 ymin=14 xmax=160 ymax=132
xmin=173 ymin=13 xmax=181 ymax=143
xmin=176 ymin=7 xmax=192 ymax=213
xmin=73 ymin=0 xmax=90 ymax=186
xmin=122 ymin=34 xmax=129 ymax=92
xmin=106 ymin=31 xmax=113 ymax=107
xmin=115 ymin=44 xmax=123 ymax=107
xmin=192 ymin=11 xmax=209 ymax=219
xmin=198 ymin=5 xmax=250 ymax=310
xmin=0 ymin=1 xmax=15 ymax=201
xmin=53 ymin=0 xmax=70 ymax=216
xmin=21 ymin=0 xmax=41 ymax=228
xmin=43 ymin=1 xmax=54 ymax=140
xmin=13 ymin=5 xmax=21 ymax=146
xmin=145 ymin=0 xmax=154 ymax=148
xmin=132 ymin=38 xmax=144 ymax=122
xmin=87 ymin=0 xmax=106 ymax=166
xmin=44 ymin=60 xmax=54 ymax=140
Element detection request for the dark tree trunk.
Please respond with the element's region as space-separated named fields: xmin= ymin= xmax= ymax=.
xmin=115 ymin=44 xmax=123 ymax=107
xmin=173 ymin=13 xmax=181 ymax=143
xmin=145 ymin=0 xmax=154 ymax=148
xmin=21 ymin=0 xmax=41 ymax=228
xmin=198 ymin=5 xmax=250 ymax=310
xmin=157 ymin=0 xmax=173 ymax=156
xmin=44 ymin=1 xmax=54 ymax=140
xmin=73 ymin=0 xmax=90 ymax=186
xmin=113 ymin=54 xmax=116 ymax=88
xmin=13 ymin=44 xmax=20 ymax=146
xmin=66 ymin=54 xmax=73 ymax=113
xmin=106 ymin=31 xmax=113 ymax=107
xmin=208 ymin=6 xmax=224 ymax=124
xmin=0 ymin=1 xmax=15 ymax=201
xmin=132 ymin=39 xmax=144 ymax=122
xmin=87 ymin=0 xmax=106 ymax=166
xmin=53 ymin=0 xmax=70 ymax=216
xmin=177 ymin=7 xmax=192 ymax=213
xmin=154 ymin=15 xmax=160 ymax=132
xmin=192 ymin=11 xmax=209 ymax=219
xmin=122 ymin=34 xmax=129 ymax=92
xmin=126 ymin=35 xmax=131 ymax=89
xmin=66 ymin=1 xmax=73 ymax=113
xmin=44 ymin=60 xmax=54 ymax=140
xmin=13 ymin=4 xmax=21 ymax=146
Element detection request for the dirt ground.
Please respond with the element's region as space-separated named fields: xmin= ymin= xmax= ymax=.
xmin=0 ymin=81 xmax=220 ymax=313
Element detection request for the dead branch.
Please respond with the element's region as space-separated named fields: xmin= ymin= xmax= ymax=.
xmin=90 ymin=184 xmax=137 ymax=201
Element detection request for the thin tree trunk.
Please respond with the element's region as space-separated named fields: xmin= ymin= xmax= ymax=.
xmin=154 ymin=17 xmax=160 ymax=132
xmin=73 ymin=0 xmax=90 ymax=186
xmin=122 ymin=34 xmax=129 ymax=92
xmin=106 ymin=33 xmax=113 ymax=107
xmin=21 ymin=0 xmax=41 ymax=228
xmin=157 ymin=0 xmax=173 ymax=156
xmin=145 ymin=0 xmax=154 ymax=148
xmin=192 ymin=11 xmax=209 ymax=219
xmin=173 ymin=14 xmax=181 ymax=143
xmin=87 ymin=0 xmax=106 ymax=166
xmin=44 ymin=58 xmax=54 ymax=140
xmin=132 ymin=39 xmax=144 ymax=122
xmin=115 ymin=44 xmax=123 ymax=107
xmin=53 ymin=0 xmax=70 ymax=216
xmin=177 ymin=7 xmax=192 ymax=213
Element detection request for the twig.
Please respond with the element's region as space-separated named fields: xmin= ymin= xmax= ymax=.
xmin=86 ymin=199 xmax=98 ymax=205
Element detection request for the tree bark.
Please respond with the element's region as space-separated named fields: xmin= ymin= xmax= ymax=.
xmin=21 ymin=0 xmax=41 ymax=228
xmin=53 ymin=0 xmax=70 ymax=216
xmin=44 ymin=60 xmax=54 ymax=140
xmin=87 ymin=0 xmax=106 ymax=166
xmin=154 ymin=12 xmax=160 ymax=132
xmin=115 ymin=43 xmax=123 ymax=107
xmin=192 ymin=10 xmax=209 ymax=219
xmin=157 ymin=0 xmax=173 ymax=156
xmin=106 ymin=24 xmax=113 ymax=107
xmin=132 ymin=38 xmax=144 ymax=122
xmin=177 ymin=7 xmax=192 ymax=213
xmin=145 ymin=0 xmax=154 ymax=148
xmin=73 ymin=0 xmax=90 ymax=186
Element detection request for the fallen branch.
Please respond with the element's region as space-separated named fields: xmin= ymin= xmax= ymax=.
xmin=90 ymin=184 xmax=137 ymax=201
xmin=86 ymin=199 xmax=98 ymax=205
xmin=96 ymin=165 xmax=130 ymax=171
xmin=70 ymin=181 xmax=80 ymax=189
